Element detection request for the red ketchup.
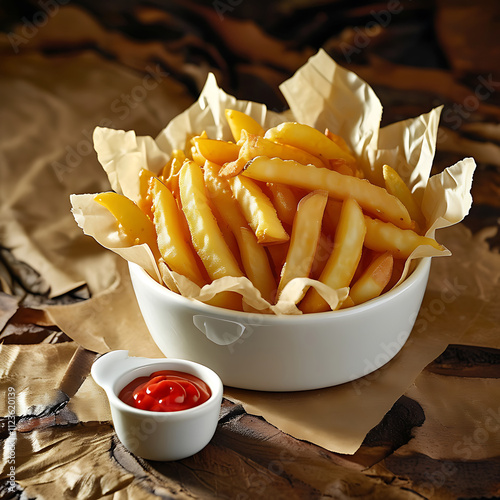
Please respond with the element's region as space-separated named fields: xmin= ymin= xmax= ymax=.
xmin=118 ymin=370 xmax=211 ymax=412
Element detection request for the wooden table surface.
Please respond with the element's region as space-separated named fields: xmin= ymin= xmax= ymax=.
xmin=1 ymin=1 xmax=499 ymax=498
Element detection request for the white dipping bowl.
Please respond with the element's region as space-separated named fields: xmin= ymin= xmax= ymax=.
xmin=91 ymin=351 xmax=223 ymax=461
xmin=129 ymin=258 xmax=431 ymax=392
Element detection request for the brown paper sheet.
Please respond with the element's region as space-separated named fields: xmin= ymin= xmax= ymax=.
xmin=43 ymin=221 xmax=498 ymax=454
xmin=1 ymin=45 xmax=493 ymax=456
xmin=46 ymin=259 xmax=164 ymax=358
xmin=0 ymin=342 xmax=110 ymax=422
xmin=49 ymin=50 xmax=484 ymax=454
xmin=226 ymin=223 xmax=499 ymax=453
xmin=397 ymin=371 xmax=500 ymax=461
xmin=0 ymin=49 xmax=193 ymax=297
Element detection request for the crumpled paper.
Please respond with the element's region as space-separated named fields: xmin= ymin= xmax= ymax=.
xmin=0 ymin=49 xmax=193 ymax=298
xmin=50 ymin=49 xmax=483 ymax=454
xmin=70 ymin=49 xmax=475 ymax=314
xmin=45 ymin=221 xmax=500 ymax=455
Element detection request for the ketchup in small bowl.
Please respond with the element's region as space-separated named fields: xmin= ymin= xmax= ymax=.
xmin=91 ymin=352 xmax=223 ymax=461
xmin=119 ymin=370 xmax=212 ymax=412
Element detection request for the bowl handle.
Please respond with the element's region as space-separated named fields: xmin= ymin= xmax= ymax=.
xmin=193 ymin=315 xmax=246 ymax=346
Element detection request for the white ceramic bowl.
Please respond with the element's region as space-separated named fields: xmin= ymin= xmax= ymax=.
xmin=129 ymin=258 xmax=431 ymax=392
xmin=91 ymin=351 xmax=223 ymax=461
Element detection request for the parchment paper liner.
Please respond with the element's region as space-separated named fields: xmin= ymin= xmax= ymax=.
xmin=70 ymin=49 xmax=475 ymax=314
xmin=63 ymin=49 xmax=481 ymax=454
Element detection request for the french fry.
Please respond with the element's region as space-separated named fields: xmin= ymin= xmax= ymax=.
xmin=161 ymin=149 xmax=186 ymax=181
xmin=383 ymin=164 xmax=425 ymax=231
xmin=322 ymin=198 xmax=343 ymax=236
xmin=310 ymin=232 xmax=334 ymax=280
xmin=242 ymin=156 xmax=413 ymax=229
xmin=204 ymin=162 xmax=276 ymax=303
xmin=191 ymin=145 xmax=205 ymax=166
xmin=138 ymin=168 xmax=155 ymax=221
xmin=238 ymin=227 xmax=277 ymax=304
xmin=225 ymin=109 xmax=265 ymax=142
xmin=229 ymin=174 xmax=289 ymax=245
xmin=265 ymin=122 xmax=356 ymax=164
xmin=163 ymin=155 xmax=185 ymax=200
xmin=193 ymin=137 xmax=240 ymax=165
xmin=363 ymin=215 xmax=444 ymax=258
xmin=94 ymin=192 xmax=160 ymax=261
xmin=219 ymin=156 xmax=248 ymax=178
xmin=349 ymin=252 xmax=394 ymax=305
xmin=239 ymin=131 xmax=327 ymax=169
xmin=179 ymin=161 xmax=243 ymax=280
xmin=266 ymin=182 xmax=299 ymax=227
xmin=300 ymin=198 xmax=366 ymax=313
xmin=385 ymin=257 xmax=406 ymax=291
xmin=266 ymin=242 xmax=289 ymax=279
xmin=96 ymin=111 xmax=446 ymax=314
xmin=277 ymin=191 xmax=328 ymax=298
xmin=329 ymin=159 xmax=357 ymax=176
xmin=324 ymin=128 xmax=352 ymax=155
xmin=339 ymin=296 xmax=355 ymax=309
xmin=351 ymin=247 xmax=375 ymax=285
xmin=150 ymin=177 xmax=207 ymax=287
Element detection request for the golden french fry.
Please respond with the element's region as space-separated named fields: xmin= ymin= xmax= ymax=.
xmin=163 ymin=156 xmax=184 ymax=200
xmin=266 ymin=242 xmax=289 ymax=278
xmin=203 ymin=162 xmax=276 ymax=303
xmin=339 ymin=296 xmax=355 ymax=309
xmin=322 ymin=198 xmax=343 ymax=237
xmin=237 ymin=227 xmax=277 ymax=303
xmin=229 ymin=174 xmax=289 ymax=245
xmin=161 ymin=149 xmax=186 ymax=181
xmin=219 ymin=156 xmax=248 ymax=178
xmin=266 ymin=182 xmax=299 ymax=227
xmin=94 ymin=192 xmax=160 ymax=261
xmin=193 ymin=137 xmax=240 ymax=165
xmin=225 ymin=109 xmax=265 ymax=142
xmin=349 ymin=251 xmax=394 ymax=305
xmin=351 ymin=247 xmax=375 ymax=285
xmin=310 ymin=232 xmax=334 ymax=280
xmin=150 ymin=177 xmax=207 ymax=287
xmin=328 ymin=159 xmax=356 ymax=176
xmin=300 ymin=198 xmax=366 ymax=313
xmin=364 ymin=215 xmax=444 ymax=258
xmin=138 ymin=168 xmax=155 ymax=221
xmin=324 ymin=128 xmax=352 ymax=155
xmin=385 ymin=257 xmax=406 ymax=291
xmin=179 ymin=161 xmax=243 ymax=280
xmin=239 ymin=131 xmax=327 ymax=169
xmin=191 ymin=145 xmax=205 ymax=166
xmin=265 ymin=122 xmax=356 ymax=164
xmin=242 ymin=156 xmax=413 ymax=229
xmin=383 ymin=164 xmax=425 ymax=230
xmin=277 ymin=190 xmax=328 ymax=298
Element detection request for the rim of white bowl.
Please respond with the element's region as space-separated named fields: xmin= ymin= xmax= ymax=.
xmin=129 ymin=256 xmax=431 ymax=322
xmin=106 ymin=357 xmax=223 ymax=418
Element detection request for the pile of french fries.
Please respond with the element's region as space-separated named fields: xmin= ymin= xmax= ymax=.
xmin=95 ymin=109 xmax=443 ymax=313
